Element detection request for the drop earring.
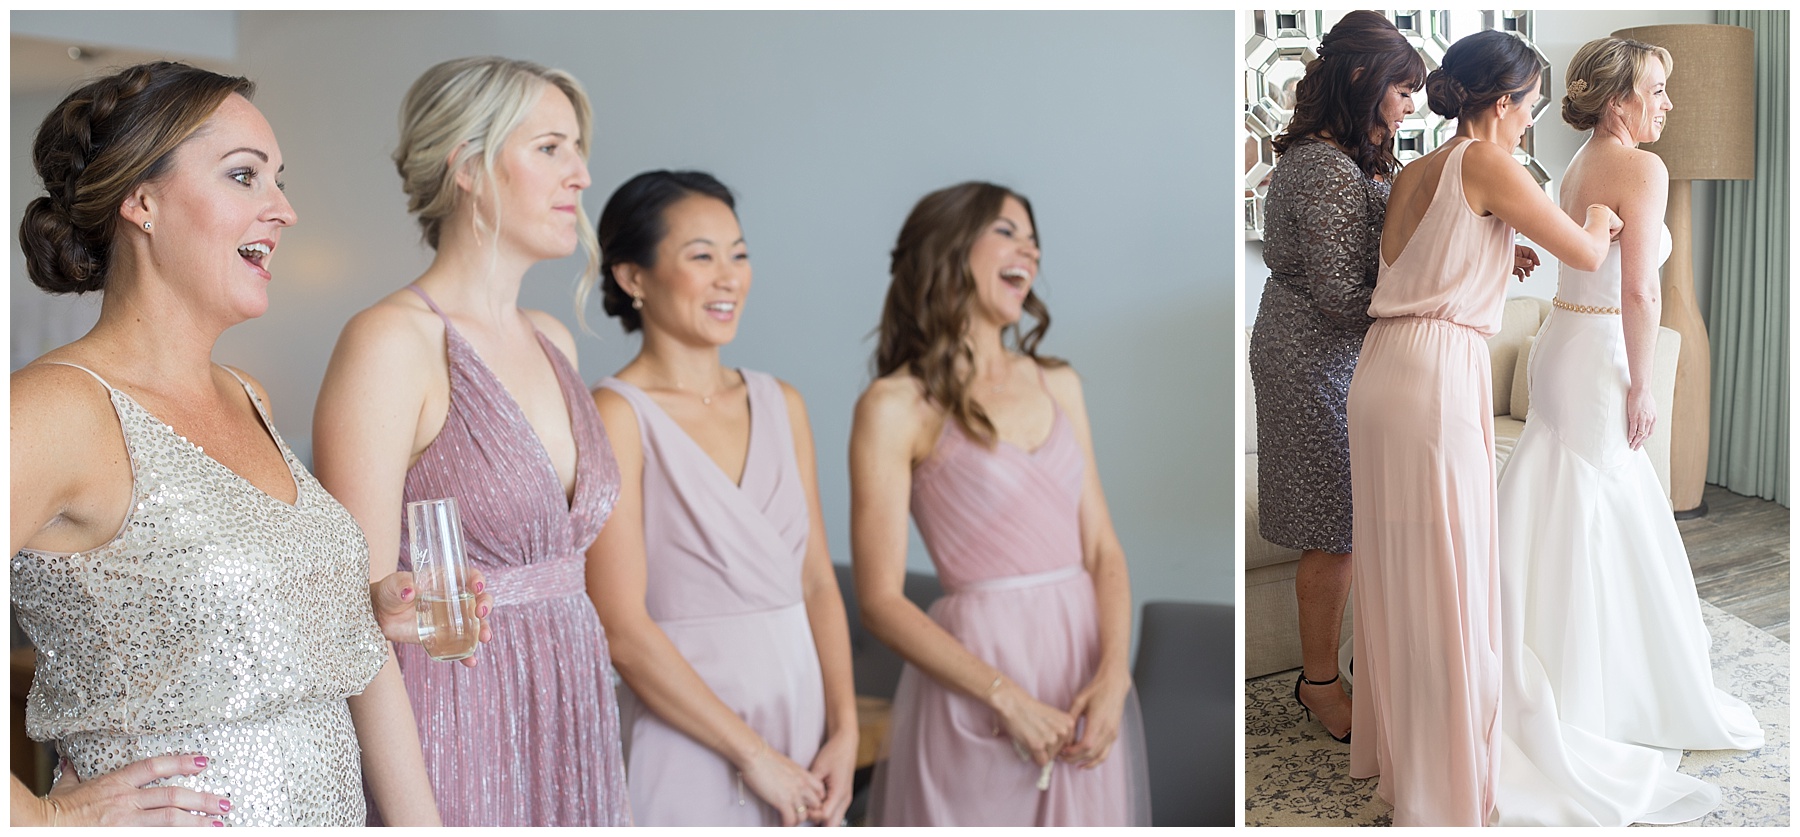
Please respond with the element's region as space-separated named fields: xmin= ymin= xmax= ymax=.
xmin=632 ymin=295 xmax=644 ymax=311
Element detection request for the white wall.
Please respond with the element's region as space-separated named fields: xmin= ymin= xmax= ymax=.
xmin=1244 ymin=9 xmax=1717 ymax=327
xmin=10 ymin=11 xmax=1237 ymax=621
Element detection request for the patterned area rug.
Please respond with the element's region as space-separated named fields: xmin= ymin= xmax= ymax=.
xmin=1244 ymin=602 xmax=1790 ymax=826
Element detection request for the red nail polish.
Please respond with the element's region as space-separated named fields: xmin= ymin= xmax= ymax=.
xmin=219 ymin=799 xmax=231 ymax=813
xmin=213 ymin=820 xmax=224 ymax=827
xmin=475 ymin=581 xmax=486 ymax=593
xmin=194 ymin=756 xmax=209 ymax=769
xmin=401 ymin=587 xmax=413 ymax=599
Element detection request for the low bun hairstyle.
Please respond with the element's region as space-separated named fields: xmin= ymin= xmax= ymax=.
xmin=21 ymin=61 xmax=253 ymax=294
xmin=1274 ymin=10 xmax=1427 ymax=179
xmin=1425 ymin=29 xmax=1542 ymax=121
xmin=594 ymin=170 xmax=737 ymax=334
xmin=1561 ymin=37 xmax=1672 ymax=132
xmin=392 ymin=56 xmax=601 ymax=318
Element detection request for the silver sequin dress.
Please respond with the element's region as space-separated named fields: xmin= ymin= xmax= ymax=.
xmin=10 ymin=363 xmax=388 ymax=826
xmin=1249 ymin=136 xmax=1388 ymax=554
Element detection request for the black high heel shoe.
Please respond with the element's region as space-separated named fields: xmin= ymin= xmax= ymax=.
xmin=1293 ymin=672 xmax=1351 ymax=743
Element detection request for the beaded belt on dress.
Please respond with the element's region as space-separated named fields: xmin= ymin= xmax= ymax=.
xmin=946 ymin=564 xmax=1085 ymax=594
xmin=1552 ymin=296 xmax=1621 ymax=315
xmin=480 ymin=558 xmax=587 ymax=606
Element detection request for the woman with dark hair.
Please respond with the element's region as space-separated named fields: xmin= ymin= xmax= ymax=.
xmin=312 ymin=56 xmax=628 ymax=826
xmin=1248 ymin=9 xmax=1426 ymax=745
xmin=1492 ymin=36 xmax=1762 ymax=826
xmin=585 ymin=171 xmax=857 ymax=826
xmin=1344 ymin=30 xmax=1620 ymax=825
xmin=851 ymin=182 xmax=1149 ymax=825
xmin=10 ymin=61 xmax=457 ymax=826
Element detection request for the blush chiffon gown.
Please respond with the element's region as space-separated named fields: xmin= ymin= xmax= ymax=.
xmin=870 ymin=370 xmax=1151 ymax=826
xmin=388 ymin=285 xmax=631 ymax=826
xmin=1346 ymin=138 xmax=1510 ymax=826
xmin=1491 ymin=225 xmax=1763 ymax=826
xmin=595 ymin=370 xmax=827 ymax=826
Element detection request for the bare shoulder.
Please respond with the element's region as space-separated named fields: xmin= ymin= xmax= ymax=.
xmin=773 ymin=376 xmax=812 ymax=421
xmin=1613 ymin=145 xmax=1669 ymax=183
xmin=218 ymin=364 xmax=274 ymax=414
xmin=1040 ymin=360 xmax=1086 ymax=405
xmin=11 ymin=360 xmax=120 ymax=465
xmin=590 ymin=383 xmax=641 ymax=440
xmin=523 ymin=309 xmax=580 ymax=365
xmin=857 ymin=371 xmax=930 ymax=423
xmin=328 ymin=292 xmax=447 ymax=378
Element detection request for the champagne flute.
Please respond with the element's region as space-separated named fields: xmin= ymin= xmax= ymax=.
xmin=406 ymin=497 xmax=480 ymax=662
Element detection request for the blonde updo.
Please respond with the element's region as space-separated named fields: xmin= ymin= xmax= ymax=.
xmin=1561 ymin=37 xmax=1673 ymax=132
xmin=392 ymin=56 xmax=599 ymax=295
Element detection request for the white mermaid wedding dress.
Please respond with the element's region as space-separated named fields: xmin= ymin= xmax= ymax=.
xmin=1491 ymin=226 xmax=1764 ymax=826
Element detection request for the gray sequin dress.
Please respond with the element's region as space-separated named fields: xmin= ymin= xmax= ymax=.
xmin=1249 ymin=136 xmax=1388 ymax=554
xmin=10 ymin=363 xmax=388 ymax=826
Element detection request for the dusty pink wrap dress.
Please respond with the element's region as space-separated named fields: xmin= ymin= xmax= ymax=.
xmin=1346 ymin=138 xmax=1512 ymax=825
xmin=389 ymin=285 xmax=631 ymax=826
xmin=871 ymin=372 xmax=1151 ymax=826
xmin=596 ymin=369 xmax=826 ymax=826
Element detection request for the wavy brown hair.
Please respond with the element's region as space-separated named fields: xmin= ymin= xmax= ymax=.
xmin=1274 ymin=11 xmax=1425 ymax=179
xmin=875 ymin=181 xmax=1063 ymax=447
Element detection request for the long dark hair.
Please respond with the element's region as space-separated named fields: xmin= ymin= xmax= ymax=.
xmin=594 ymin=170 xmax=737 ymax=334
xmin=875 ymin=182 xmax=1063 ymax=447
xmin=1426 ymin=29 xmax=1542 ymax=120
xmin=1274 ymin=11 xmax=1425 ymax=179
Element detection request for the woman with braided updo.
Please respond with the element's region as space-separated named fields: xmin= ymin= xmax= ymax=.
xmin=1491 ymin=36 xmax=1762 ymax=826
xmin=1249 ymin=10 xmax=1424 ymax=746
xmin=1342 ymin=30 xmax=1621 ymax=825
xmin=9 ymin=61 xmax=466 ymax=826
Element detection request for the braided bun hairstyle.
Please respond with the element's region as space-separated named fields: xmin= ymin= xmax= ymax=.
xmin=1425 ymin=29 xmax=1541 ymax=121
xmin=20 ymin=61 xmax=253 ymax=294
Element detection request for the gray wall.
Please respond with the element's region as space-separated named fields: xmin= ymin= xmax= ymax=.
xmin=11 ymin=12 xmax=1237 ymax=623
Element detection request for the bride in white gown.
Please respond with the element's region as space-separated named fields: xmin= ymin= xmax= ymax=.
xmin=1493 ymin=36 xmax=1763 ymax=827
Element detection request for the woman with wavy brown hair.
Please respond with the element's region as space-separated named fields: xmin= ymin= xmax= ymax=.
xmin=850 ymin=182 xmax=1149 ymax=825
xmin=1249 ymin=10 xmax=1427 ymax=746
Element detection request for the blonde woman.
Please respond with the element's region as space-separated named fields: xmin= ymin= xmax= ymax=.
xmin=1492 ymin=36 xmax=1762 ymax=826
xmin=312 ymin=57 xmax=629 ymax=825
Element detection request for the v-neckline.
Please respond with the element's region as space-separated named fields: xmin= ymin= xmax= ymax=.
xmin=116 ymin=380 xmax=304 ymax=510
xmin=610 ymin=373 xmax=756 ymax=490
xmin=441 ymin=322 xmax=584 ymax=511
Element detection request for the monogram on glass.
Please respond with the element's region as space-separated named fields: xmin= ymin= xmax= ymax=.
xmin=406 ymin=497 xmax=480 ymax=662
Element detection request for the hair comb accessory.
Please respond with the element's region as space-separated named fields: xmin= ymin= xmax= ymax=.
xmin=1568 ymin=78 xmax=1589 ymax=95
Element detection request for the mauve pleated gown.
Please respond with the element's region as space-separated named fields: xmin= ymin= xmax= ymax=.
xmin=1346 ymin=139 xmax=1511 ymax=826
xmin=870 ymin=372 xmax=1151 ymax=826
xmin=388 ymin=285 xmax=631 ymax=826
xmin=596 ymin=370 xmax=827 ymax=826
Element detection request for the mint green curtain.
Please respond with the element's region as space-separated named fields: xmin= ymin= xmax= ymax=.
xmin=1707 ymin=10 xmax=1788 ymax=505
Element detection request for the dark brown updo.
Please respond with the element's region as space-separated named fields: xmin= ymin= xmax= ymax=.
xmin=594 ymin=170 xmax=736 ymax=334
xmin=20 ymin=61 xmax=254 ymax=294
xmin=1425 ymin=29 xmax=1541 ymax=120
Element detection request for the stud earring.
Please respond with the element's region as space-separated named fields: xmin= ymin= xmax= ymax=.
xmin=632 ymin=295 xmax=644 ymax=311
xmin=143 ymin=220 xmax=152 ymax=231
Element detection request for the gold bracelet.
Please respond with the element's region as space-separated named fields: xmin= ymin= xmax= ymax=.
xmin=1552 ymin=296 xmax=1621 ymax=315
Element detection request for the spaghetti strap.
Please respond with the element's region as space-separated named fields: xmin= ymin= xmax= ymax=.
xmin=406 ymin=283 xmax=453 ymax=324
xmin=40 ymin=360 xmax=112 ymax=391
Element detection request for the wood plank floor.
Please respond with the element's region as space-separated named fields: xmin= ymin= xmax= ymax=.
xmin=1679 ymin=483 xmax=1790 ymax=642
